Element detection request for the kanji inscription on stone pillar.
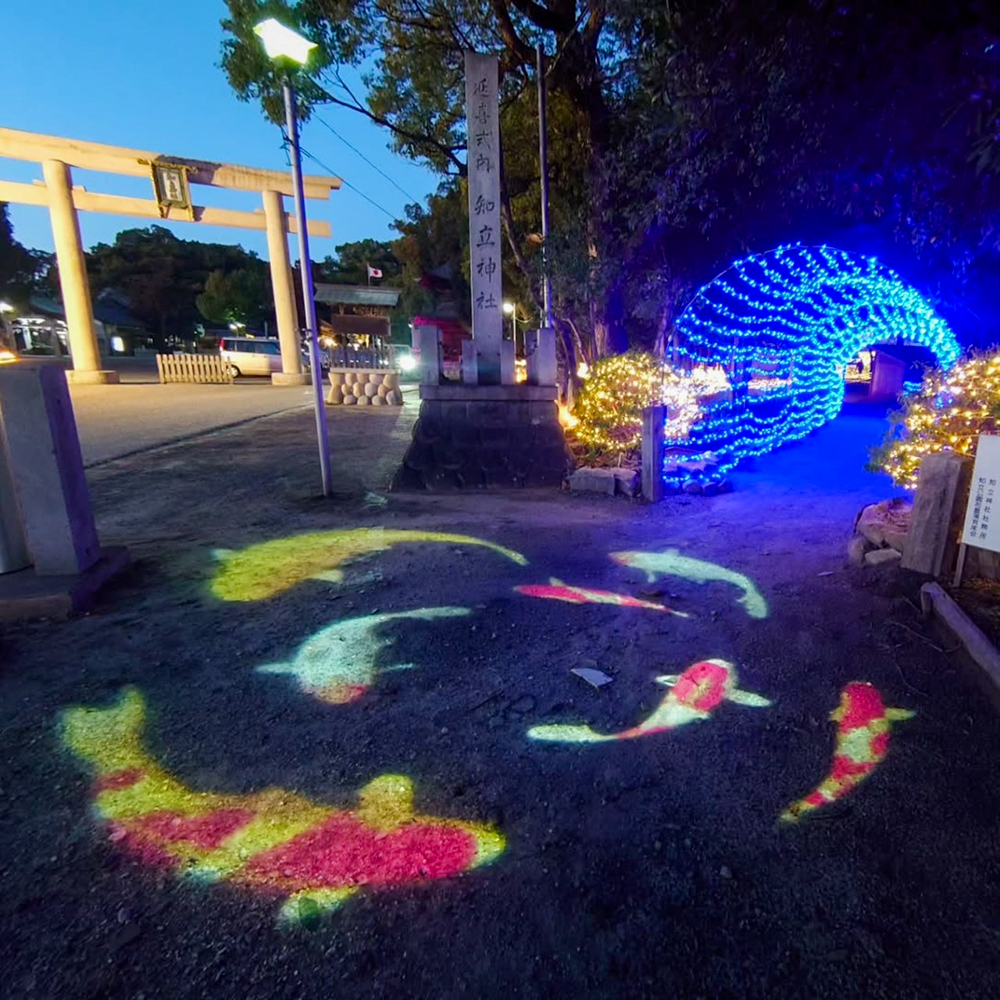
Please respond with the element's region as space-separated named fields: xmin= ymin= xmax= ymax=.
xmin=464 ymin=51 xmax=503 ymax=384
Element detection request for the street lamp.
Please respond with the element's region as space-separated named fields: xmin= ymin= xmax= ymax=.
xmin=503 ymin=300 xmax=519 ymax=353
xmin=254 ymin=16 xmax=333 ymax=497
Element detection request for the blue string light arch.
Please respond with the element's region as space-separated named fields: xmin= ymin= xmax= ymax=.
xmin=669 ymin=244 xmax=960 ymax=481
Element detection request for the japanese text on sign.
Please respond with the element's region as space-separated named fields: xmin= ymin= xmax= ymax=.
xmin=961 ymin=434 xmax=1000 ymax=552
xmin=465 ymin=51 xmax=503 ymax=381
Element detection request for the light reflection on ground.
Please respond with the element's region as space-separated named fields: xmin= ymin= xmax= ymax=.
xmin=781 ymin=682 xmax=914 ymax=822
xmin=528 ymin=659 xmax=771 ymax=743
xmin=210 ymin=529 xmax=528 ymax=602
xmin=61 ymin=688 xmax=505 ymax=925
xmin=611 ymin=549 xmax=768 ymax=619
xmin=257 ymin=607 xmax=471 ymax=704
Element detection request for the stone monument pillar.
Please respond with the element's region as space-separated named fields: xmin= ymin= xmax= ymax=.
xmin=392 ymin=53 xmax=572 ymax=492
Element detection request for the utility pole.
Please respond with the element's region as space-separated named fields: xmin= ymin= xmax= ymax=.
xmin=283 ymin=81 xmax=333 ymax=497
xmin=536 ymin=43 xmax=553 ymax=331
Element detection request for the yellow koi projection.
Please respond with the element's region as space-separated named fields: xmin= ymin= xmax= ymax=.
xmin=61 ymin=689 xmax=505 ymax=924
xmin=210 ymin=528 xmax=528 ymax=602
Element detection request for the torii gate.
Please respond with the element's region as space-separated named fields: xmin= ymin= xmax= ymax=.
xmin=0 ymin=127 xmax=341 ymax=385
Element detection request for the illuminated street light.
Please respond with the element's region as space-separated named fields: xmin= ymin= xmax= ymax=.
xmin=254 ymin=17 xmax=332 ymax=497
xmin=0 ymin=301 xmax=13 ymax=314
xmin=503 ymin=300 xmax=519 ymax=353
xmin=253 ymin=18 xmax=317 ymax=64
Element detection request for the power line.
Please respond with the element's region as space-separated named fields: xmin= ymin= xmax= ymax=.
xmin=297 ymin=145 xmax=398 ymax=222
xmin=313 ymin=114 xmax=420 ymax=204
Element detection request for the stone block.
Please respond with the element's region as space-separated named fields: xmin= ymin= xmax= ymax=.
xmin=847 ymin=534 xmax=871 ymax=565
xmin=484 ymin=466 xmax=521 ymax=489
xmin=341 ymin=394 xmax=356 ymax=405
xmin=423 ymin=468 xmax=460 ymax=491
xmin=479 ymin=426 xmax=511 ymax=449
xmin=569 ymin=467 xmax=617 ymax=495
xmin=0 ymin=365 xmax=100 ymax=575
xmin=386 ymin=390 xmax=403 ymax=405
xmin=525 ymin=328 xmax=557 ymax=386
xmin=413 ymin=325 xmax=442 ymax=385
xmin=857 ymin=498 xmax=912 ymax=547
xmin=328 ymin=371 xmax=344 ymax=387
xmin=371 ymin=395 xmax=385 ymax=406
xmin=457 ymin=465 xmax=486 ymax=489
xmin=613 ymin=468 xmax=641 ymax=497
xmin=461 ymin=340 xmax=478 ymax=385
xmin=364 ymin=382 xmax=379 ymax=398
xmin=501 ymin=340 xmax=516 ymax=385
xmin=865 ymin=547 xmax=902 ymax=566
xmin=902 ymin=453 xmax=972 ymax=575
xmin=356 ymin=394 xmax=370 ymax=406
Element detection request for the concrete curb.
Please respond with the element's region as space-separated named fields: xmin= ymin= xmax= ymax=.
xmin=920 ymin=582 xmax=1000 ymax=692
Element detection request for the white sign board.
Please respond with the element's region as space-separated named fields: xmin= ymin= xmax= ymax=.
xmin=960 ymin=433 xmax=1000 ymax=551
xmin=464 ymin=51 xmax=503 ymax=384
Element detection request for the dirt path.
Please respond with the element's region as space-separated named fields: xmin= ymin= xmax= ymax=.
xmin=1 ymin=402 xmax=997 ymax=999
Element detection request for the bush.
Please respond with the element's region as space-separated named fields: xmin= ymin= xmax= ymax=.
xmin=869 ymin=352 xmax=1000 ymax=488
xmin=572 ymin=351 xmax=700 ymax=458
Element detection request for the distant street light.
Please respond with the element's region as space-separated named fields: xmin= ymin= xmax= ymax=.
xmin=503 ymin=300 xmax=519 ymax=352
xmin=254 ymin=17 xmax=333 ymax=497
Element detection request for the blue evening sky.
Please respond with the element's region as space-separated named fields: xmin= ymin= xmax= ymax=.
xmin=2 ymin=0 xmax=440 ymax=260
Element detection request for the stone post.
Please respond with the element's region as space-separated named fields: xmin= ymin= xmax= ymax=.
xmin=412 ymin=325 xmax=442 ymax=385
xmin=0 ymin=365 xmax=100 ymax=574
xmin=42 ymin=159 xmax=119 ymax=384
xmin=462 ymin=340 xmax=479 ymax=385
xmin=902 ymin=452 xmax=972 ymax=576
xmin=262 ymin=189 xmax=307 ymax=385
xmin=501 ymin=340 xmax=515 ymax=385
xmin=642 ymin=405 xmax=666 ymax=502
xmin=526 ymin=328 xmax=557 ymax=386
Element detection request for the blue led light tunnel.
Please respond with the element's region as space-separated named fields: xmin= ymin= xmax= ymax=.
xmin=669 ymin=245 xmax=960 ymax=481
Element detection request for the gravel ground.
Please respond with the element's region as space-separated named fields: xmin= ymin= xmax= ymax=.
xmin=1 ymin=399 xmax=998 ymax=1000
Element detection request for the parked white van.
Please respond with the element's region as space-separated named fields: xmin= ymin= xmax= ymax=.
xmin=218 ymin=336 xmax=284 ymax=377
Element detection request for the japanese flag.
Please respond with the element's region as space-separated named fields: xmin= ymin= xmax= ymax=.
xmin=367 ymin=265 xmax=383 ymax=279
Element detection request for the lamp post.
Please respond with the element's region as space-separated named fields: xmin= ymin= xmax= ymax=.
xmin=503 ymin=300 xmax=519 ymax=354
xmin=254 ymin=17 xmax=333 ymax=497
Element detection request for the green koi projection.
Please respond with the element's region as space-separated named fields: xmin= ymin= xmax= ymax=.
xmin=257 ymin=607 xmax=471 ymax=704
xmin=61 ymin=689 xmax=505 ymax=925
xmin=211 ymin=529 xmax=528 ymax=602
xmin=610 ymin=549 xmax=768 ymax=619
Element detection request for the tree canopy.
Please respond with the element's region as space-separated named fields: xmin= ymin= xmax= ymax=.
xmin=87 ymin=226 xmax=272 ymax=342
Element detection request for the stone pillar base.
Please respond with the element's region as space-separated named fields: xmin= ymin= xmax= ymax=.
xmin=271 ymin=372 xmax=311 ymax=386
xmin=66 ymin=370 xmax=120 ymax=385
xmin=392 ymin=383 xmax=572 ymax=491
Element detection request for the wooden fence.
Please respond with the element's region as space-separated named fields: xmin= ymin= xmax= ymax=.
xmin=156 ymin=354 xmax=234 ymax=384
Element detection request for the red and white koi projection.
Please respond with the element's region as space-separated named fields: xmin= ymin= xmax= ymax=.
xmin=514 ymin=579 xmax=689 ymax=618
xmin=61 ymin=689 xmax=504 ymax=924
xmin=528 ymin=659 xmax=770 ymax=743
xmin=780 ymin=682 xmax=914 ymax=822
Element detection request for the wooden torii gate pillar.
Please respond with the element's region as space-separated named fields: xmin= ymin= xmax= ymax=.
xmin=0 ymin=128 xmax=341 ymax=385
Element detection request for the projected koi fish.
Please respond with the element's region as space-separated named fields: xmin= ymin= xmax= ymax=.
xmin=514 ymin=579 xmax=689 ymax=618
xmin=610 ymin=549 xmax=768 ymax=619
xmin=528 ymin=658 xmax=770 ymax=744
xmin=257 ymin=607 xmax=471 ymax=704
xmin=781 ymin=682 xmax=913 ymax=822
xmin=211 ymin=528 xmax=528 ymax=602
xmin=61 ymin=689 xmax=504 ymax=924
